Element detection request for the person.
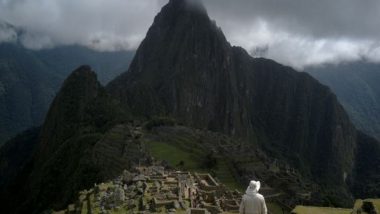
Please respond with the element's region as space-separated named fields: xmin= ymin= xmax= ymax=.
xmin=239 ymin=180 xmax=267 ymax=214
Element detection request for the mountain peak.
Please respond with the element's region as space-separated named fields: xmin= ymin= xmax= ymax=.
xmin=107 ymin=0 xmax=230 ymax=116
xmin=167 ymin=0 xmax=206 ymax=11
xmin=68 ymin=65 xmax=95 ymax=78
xmin=107 ymin=0 xmax=227 ymax=82
xmin=37 ymin=65 xmax=100 ymax=161
xmin=151 ymin=0 xmax=210 ymax=31
xmin=107 ymin=0 xmax=362 ymax=205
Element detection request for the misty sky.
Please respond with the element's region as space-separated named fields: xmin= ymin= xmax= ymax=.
xmin=1 ymin=0 xmax=380 ymax=69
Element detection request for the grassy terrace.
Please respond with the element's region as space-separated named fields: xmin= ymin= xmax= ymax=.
xmin=144 ymin=139 xmax=243 ymax=191
xmin=145 ymin=140 xmax=201 ymax=170
xmin=267 ymin=202 xmax=289 ymax=214
xmin=145 ymin=138 xmax=289 ymax=214
xmin=291 ymin=206 xmax=352 ymax=214
xmin=142 ymin=126 xmax=292 ymax=213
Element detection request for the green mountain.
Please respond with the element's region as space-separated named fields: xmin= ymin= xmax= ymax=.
xmin=307 ymin=62 xmax=380 ymax=140
xmin=34 ymin=45 xmax=134 ymax=85
xmin=0 ymin=66 xmax=132 ymax=213
xmin=0 ymin=42 xmax=134 ymax=145
xmin=107 ymin=0 xmax=362 ymax=203
xmin=0 ymin=0 xmax=379 ymax=213
xmin=0 ymin=127 xmax=40 ymax=192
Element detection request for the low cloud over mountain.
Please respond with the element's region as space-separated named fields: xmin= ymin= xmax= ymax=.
xmin=1 ymin=0 xmax=380 ymax=68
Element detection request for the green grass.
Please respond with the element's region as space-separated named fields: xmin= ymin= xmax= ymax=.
xmin=267 ymin=202 xmax=290 ymax=214
xmin=214 ymin=159 xmax=243 ymax=191
xmin=145 ymin=140 xmax=203 ymax=170
xmin=107 ymin=131 xmax=124 ymax=141
xmin=80 ymin=200 xmax=88 ymax=214
xmin=144 ymin=139 xmax=242 ymax=191
xmin=165 ymin=134 xmax=205 ymax=154
xmin=292 ymin=206 xmax=352 ymax=214
xmin=111 ymin=207 xmax=131 ymax=214
xmin=371 ymin=199 xmax=380 ymax=211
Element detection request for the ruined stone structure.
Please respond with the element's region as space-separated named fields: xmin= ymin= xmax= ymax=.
xmin=53 ymin=165 xmax=243 ymax=214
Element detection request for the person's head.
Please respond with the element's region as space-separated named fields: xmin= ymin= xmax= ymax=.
xmin=245 ymin=180 xmax=261 ymax=195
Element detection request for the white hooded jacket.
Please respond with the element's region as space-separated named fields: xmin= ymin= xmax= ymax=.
xmin=239 ymin=181 xmax=267 ymax=214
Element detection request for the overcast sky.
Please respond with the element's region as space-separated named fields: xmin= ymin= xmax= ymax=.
xmin=1 ymin=0 xmax=380 ymax=69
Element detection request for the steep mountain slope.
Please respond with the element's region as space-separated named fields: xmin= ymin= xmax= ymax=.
xmin=0 ymin=127 xmax=40 ymax=191
xmin=0 ymin=43 xmax=59 ymax=145
xmin=0 ymin=66 xmax=132 ymax=213
xmin=0 ymin=43 xmax=134 ymax=145
xmin=307 ymin=62 xmax=380 ymax=140
xmin=2 ymin=66 xmax=254 ymax=213
xmin=1 ymin=0 xmax=379 ymax=213
xmin=36 ymin=65 xmax=115 ymax=159
xmin=107 ymin=0 xmax=359 ymax=203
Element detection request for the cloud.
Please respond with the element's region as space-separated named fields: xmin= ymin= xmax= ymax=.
xmin=205 ymin=0 xmax=380 ymax=40
xmin=0 ymin=23 xmax=17 ymax=43
xmin=0 ymin=0 xmax=165 ymax=51
xmin=203 ymin=0 xmax=380 ymax=69
xmin=219 ymin=19 xmax=377 ymax=69
xmin=1 ymin=0 xmax=380 ymax=69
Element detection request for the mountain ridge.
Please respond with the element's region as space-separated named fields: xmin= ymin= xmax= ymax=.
xmin=0 ymin=0 xmax=379 ymax=213
xmin=107 ymin=0 xmax=358 ymax=196
xmin=0 ymin=42 xmax=134 ymax=145
xmin=307 ymin=61 xmax=380 ymax=140
xmin=1 ymin=65 xmax=132 ymax=213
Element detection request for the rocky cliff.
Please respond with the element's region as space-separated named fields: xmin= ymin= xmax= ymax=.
xmin=107 ymin=0 xmax=359 ymax=202
xmin=1 ymin=0 xmax=379 ymax=213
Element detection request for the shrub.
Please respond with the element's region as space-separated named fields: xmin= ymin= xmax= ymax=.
xmin=144 ymin=117 xmax=176 ymax=130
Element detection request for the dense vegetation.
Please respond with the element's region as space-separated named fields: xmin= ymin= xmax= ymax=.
xmin=0 ymin=127 xmax=40 ymax=190
xmin=0 ymin=0 xmax=379 ymax=213
xmin=0 ymin=66 xmax=132 ymax=213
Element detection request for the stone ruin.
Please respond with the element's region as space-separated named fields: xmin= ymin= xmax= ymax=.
xmin=53 ymin=165 xmax=244 ymax=214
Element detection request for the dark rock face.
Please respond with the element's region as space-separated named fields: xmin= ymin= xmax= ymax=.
xmin=107 ymin=0 xmax=357 ymax=195
xmin=108 ymin=0 xmax=233 ymax=124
